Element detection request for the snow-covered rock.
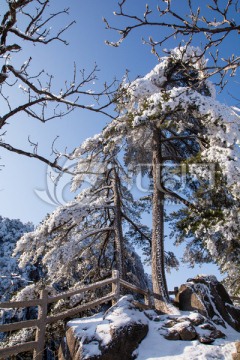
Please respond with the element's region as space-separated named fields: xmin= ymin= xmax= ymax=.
xmin=165 ymin=320 xmax=197 ymax=341
xmin=59 ymin=296 xmax=148 ymax=360
xmin=175 ymin=275 xmax=240 ymax=331
xmin=59 ymin=294 xmax=240 ymax=360
xmin=160 ymin=314 xmax=226 ymax=344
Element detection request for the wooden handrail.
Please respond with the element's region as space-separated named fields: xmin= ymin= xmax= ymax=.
xmin=0 ymin=341 xmax=37 ymax=358
xmin=0 ymin=299 xmax=42 ymax=309
xmin=47 ymin=278 xmax=116 ymax=304
xmin=0 ymin=277 xmax=116 ymax=360
xmin=0 ymin=271 xmax=239 ymax=360
xmin=47 ymin=293 xmax=114 ymax=324
xmin=120 ymin=279 xmax=149 ymax=297
xmin=0 ymin=319 xmax=39 ymax=332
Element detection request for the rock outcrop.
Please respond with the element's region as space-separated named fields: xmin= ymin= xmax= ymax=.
xmin=154 ymin=312 xmax=226 ymax=344
xmin=59 ymin=296 xmax=148 ymax=360
xmin=59 ymin=275 xmax=240 ymax=359
xmin=175 ymin=275 xmax=240 ymax=331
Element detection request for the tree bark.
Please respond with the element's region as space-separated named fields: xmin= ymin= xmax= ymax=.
xmin=112 ymin=167 xmax=126 ymax=280
xmin=151 ymin=127 xmax=170 ymax=312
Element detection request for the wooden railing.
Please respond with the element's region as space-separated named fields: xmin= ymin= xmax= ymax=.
xmin=0 ymin=271 xmax=239 ymax=360
xmin=0 ymin=272 xmax=119 ymax=360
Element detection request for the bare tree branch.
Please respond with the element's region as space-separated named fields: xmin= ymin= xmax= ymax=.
xmin=0 ymin=0 xmax=118 ymax=169
xmin=0 ymin=141 xmax=63 ymax=171
xmin=107 ymin=0 xmax=240 ymax=88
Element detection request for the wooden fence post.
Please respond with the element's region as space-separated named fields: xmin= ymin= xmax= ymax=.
xmin=34 ymin=289 xmax=48 ymax=360
xmin=112 ymin=270 xmax=120 ymax=305
xmin=144 ymin=290 xmax=153 ymax=308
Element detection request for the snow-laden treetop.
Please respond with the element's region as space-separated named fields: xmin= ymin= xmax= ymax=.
xmin=72 ymin=46 xmax=240 ymax=199
xmin=122 ymin=46 xmax=213 ymax=105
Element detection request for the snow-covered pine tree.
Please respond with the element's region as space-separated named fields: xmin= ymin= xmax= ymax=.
xmin=0 ymin=216 xmax=33 ymax=301
xmin=6 ymin=146 xmax=150 ymax=353
xmin=14 ymin=138 xmax=150 ymax=307
xmin=13 ymin=46 xmax=240 ymax=313
xmin=97 ymin=46 xmax=240 ymax=312
xmin=0 ymin=216 xmax=34 ymax=346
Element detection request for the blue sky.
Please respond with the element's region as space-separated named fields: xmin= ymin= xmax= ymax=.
xmin=0 ymin=0 xmax=239 ymax=288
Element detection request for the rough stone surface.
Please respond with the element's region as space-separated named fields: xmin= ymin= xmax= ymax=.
xmin=175 ymin=275 xmax=240 ymax=331
xmin=200 ymin=323 xmax=216 ymax=331
xmin=197 ymin=327 xmax=226 ymax=344
xmin=58 ymin=338 xmax=71 ymax=360
xmin=232 ymin=354 xmax=240 ymax=360
xmin=60 ymin=296 xmax=148 ymax=360
xmin=164 ymin=329 xmax=180 ymax=340
xmin=210 ymin=329 xmax=226 ymax=340
xmin=161 ymin=313 xmax=226 ymax=344
xmin=163 ymin=319 xmax=177 ymax=328
xmin=59 ymin=293 xmax=230 ymax=359
xmin=99 ymin=322 xmax=148 ymax=360
xmin=177 ymin=323 xmax=197 ymax=341
xmin=64 ymin=327 xmax=83 ymax=359
xmin=236 ymin=341 xmax=240 ymax=353
xmin=197 ymin=334 xmax=215 ymax=344
xmin=188 ymin=313 xmax=205 ymax=326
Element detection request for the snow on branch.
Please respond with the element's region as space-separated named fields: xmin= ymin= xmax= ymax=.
xmin=0 ymin=0 xmax=117 ymax=170
xmin=106 ymin=0 xmax=240 ymax=88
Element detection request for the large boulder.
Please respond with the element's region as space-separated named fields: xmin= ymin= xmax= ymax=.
xmin=175 ymin=275 xmax=240 ymax=331
xmin=59 ymin=296 xmax=148 ymax=360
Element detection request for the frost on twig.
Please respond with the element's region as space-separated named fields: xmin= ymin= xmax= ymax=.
xmin=0 ymin=0 xmax=117 ymax=171
xmin=106 ymin=0 xmax=240 ymax=89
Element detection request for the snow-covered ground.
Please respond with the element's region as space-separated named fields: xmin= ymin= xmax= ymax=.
xmin=67 ymin=296 xmax=240 ymax=360
xmin=135 ymin=314 xmax=239 ymax=360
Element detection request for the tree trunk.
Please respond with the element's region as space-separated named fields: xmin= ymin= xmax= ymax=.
xmin=151 ymin=127 xmax=170 ymax=312
xmin=112 ymin=166 xmax=126 ymax=280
